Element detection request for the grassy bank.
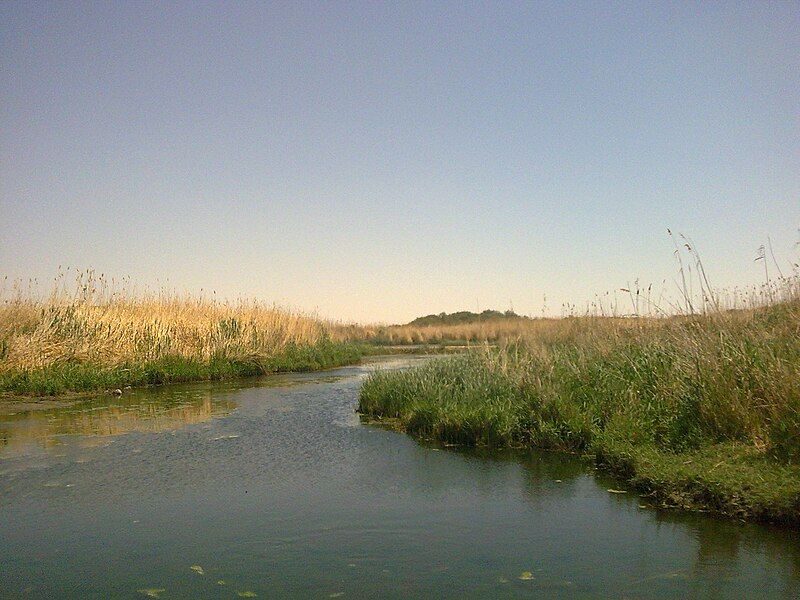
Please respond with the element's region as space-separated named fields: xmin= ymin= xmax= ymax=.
xmin=0 ymin=273 xmax=368 ymax=397
xmin=1 ymin=339 xmax=365 ymax=397
xmin=359 ymin=296 xmax=800 ymax=526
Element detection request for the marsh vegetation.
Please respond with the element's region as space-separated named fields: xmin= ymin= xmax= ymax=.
xmin=3 ymin=243 xmax=800 ymax=528
xmin=360 ymin=248 xmax=800 ymax=525
xmin=0 ymin=271 xmax=365 ymax=396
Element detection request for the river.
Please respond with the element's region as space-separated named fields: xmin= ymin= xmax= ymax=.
xmin=0 ymin=356 xmax=798 ymax=598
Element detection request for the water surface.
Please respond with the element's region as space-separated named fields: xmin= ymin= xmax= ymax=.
xmin=1 ymin=356 xmax=798 ymax=598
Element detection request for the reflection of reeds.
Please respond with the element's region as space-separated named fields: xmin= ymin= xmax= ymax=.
xmin=1 ymin=395 xmax=236 ymax=451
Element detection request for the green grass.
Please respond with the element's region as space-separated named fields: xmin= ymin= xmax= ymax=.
xmin=0 ymin=340 xmax=365 ymax=397
xmin=358 ymin=300 xmax=800 ymax=526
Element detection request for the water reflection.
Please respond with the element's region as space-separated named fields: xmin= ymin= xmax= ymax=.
xmin=0 ymin=390 xmax=236 ymax=460
xmin=428 ymin=442 xmax=800 ymax=597
xmin=0 ymin=357 xmax=393 ymax=464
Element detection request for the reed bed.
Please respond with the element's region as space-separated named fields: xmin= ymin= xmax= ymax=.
xmin=359 ymin=273 xmax=800 ymax=525
xmin=373 ymin=233 xmax=800 ymax=345
xmin=371 ymin=277 xmax=800 ymax=345
xmin=0 ymin=272 xmax=367 ymax=395
xmin=368 ymin=318 xmax=546 ymax=345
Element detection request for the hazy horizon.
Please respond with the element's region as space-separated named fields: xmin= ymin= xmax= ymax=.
xmin=2 ymin=2 xmax=798 ymax=323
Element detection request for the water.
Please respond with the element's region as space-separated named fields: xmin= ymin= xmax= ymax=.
xmin=1 ymin=356 xmax=798 ymax=599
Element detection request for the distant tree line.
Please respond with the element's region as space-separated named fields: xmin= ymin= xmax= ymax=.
xmin=406 ymin=309 xmax=527 ymax=327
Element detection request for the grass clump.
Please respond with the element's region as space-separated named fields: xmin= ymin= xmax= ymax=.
xmin=359 ymin=292 xmax=800 ymax=526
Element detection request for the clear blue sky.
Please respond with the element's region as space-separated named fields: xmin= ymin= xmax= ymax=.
xmin=1 ymin=1 xmax=798 ymax=322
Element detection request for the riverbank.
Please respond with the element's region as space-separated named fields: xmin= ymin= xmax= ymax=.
xmin=0 ymin=339 xmax=368 ymax=398
xmin=358 ymin=299 xmax=800 ymax=526
xmin=0 ymin=275 xmax=379 ymax=398
xmin=0 ymin=343 xmax=467 ymax=400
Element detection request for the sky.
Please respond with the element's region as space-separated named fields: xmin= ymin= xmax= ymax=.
xmin=1 ymin=1 xmax=798 ymax=323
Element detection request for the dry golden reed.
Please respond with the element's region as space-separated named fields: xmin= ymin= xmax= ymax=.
xmin=0 ymin=269 xmax=366 ymax=374
xmin=374 ymin=233 xmax=800 ymax=346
